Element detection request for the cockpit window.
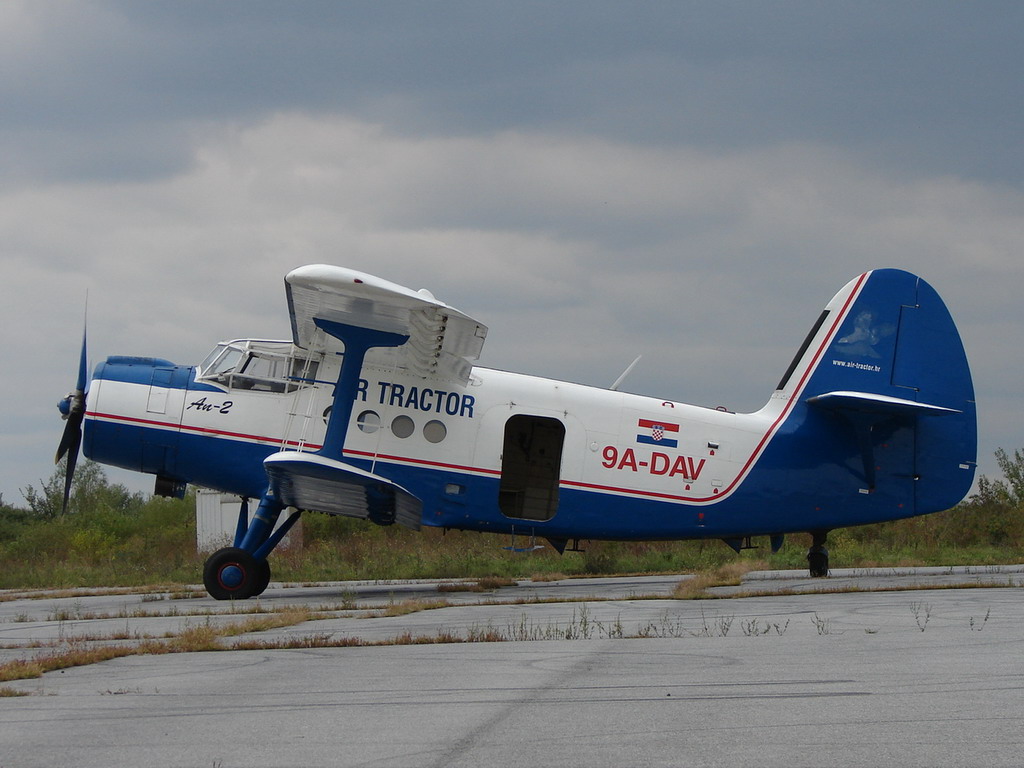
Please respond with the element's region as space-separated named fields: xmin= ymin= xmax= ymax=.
xmin=201 ymin=346 xmax=245 ymax=378
xmin=197 ymin=340 xmax=321 ymax=393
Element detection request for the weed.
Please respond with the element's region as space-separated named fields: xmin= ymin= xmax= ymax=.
xmin=168 ymin=591 xmax=204 ymax=600
xmin=910 ymin=601 xmax=932 ymax=631
xmin=596 ymin=614 xmax=626 ymax=639
xmin=741 ymin=618 xmax=790 ymax=636
xmin=812 ymin=613 xmax=839 ymax=635
xmin=636 ymin=610 xmax=689 ymax=638
xmin=162 ymin=623 xmax=221 ymax=652
xmin=437 ymin=581 xmax=476 ymax=593
xmin=970 ymin=608 xmax=991 ymax=631
xmin=0 ymin=608 xmax=318 ymax=682
xmin=465 ymin=623 xmax=506 ymax=643
xmin=0 ymin=659 xmax=45 ymax=682
xmin=673 ymin=561 xmax=765 ymax=599
xmin=497 ymin=605 xmax=600 ymax=641
xmin=438 ymin=576 xmax=517 ymax=593
xmin=374 ymin=599 xmax=451 ymax=618
xmin=690 ymin=607 xmax=734 ymax=637
xmin=568 ymin=604 xmax=592 ymax=639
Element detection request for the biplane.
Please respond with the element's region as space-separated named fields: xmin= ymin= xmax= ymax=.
xmin=57 ymin=266 xmax=976 ymax=598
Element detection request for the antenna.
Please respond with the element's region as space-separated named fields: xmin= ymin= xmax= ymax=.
xmin=610 ymin=355 xmax=642 ymax=391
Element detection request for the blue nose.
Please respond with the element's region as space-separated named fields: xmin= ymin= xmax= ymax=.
xmin=58 ymin=396 xmax=72 ymax=418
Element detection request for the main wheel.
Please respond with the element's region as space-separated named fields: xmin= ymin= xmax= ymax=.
xmin=203 ymin=547 xmax=260 ymax=600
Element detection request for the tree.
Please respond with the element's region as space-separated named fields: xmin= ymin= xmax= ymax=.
xmin=994 ymin=447 xmax=1024 ymax=508
xmin=21 ymin=463 xmax=65 ymax=518
xmin=21 ymin=459 xmax=144 ymax=518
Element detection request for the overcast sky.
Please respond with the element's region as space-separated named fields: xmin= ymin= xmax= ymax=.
xmin=2 ymin=1 xmax=1021 ymax=503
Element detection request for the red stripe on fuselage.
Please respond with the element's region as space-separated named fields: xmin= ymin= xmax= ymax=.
xmin=86 ymin=410 xmax=500 ymax=478
xmin=86 ymin=276 xmax=867 ymax=508
xmin=701 ymin=271 xmax=869 ymax=501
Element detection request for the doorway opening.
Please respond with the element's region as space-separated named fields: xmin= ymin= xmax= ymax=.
xmin=498 ymin=415 xmax=565 ymax=521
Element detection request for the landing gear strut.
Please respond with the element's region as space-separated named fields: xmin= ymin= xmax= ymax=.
xmin=807 ymin=530 xmax=829 ymax=577
xmin=202 ymin=493 xmax=300 ymax=600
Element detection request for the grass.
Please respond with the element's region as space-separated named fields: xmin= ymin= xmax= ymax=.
xmin=5 ymin=518 xmax=1021 ymax=595
xmin=0 ymin=647 xmax=137 ymax=683
xmin=3 ymin=567 xmax=1015 ymax=689
xmin=672 ymin=561 xmax=764 ymax=598
xmin=4 ymin=463 xmax=1024 ymax=592
xmin=437 ymin=576 xmax=519 ymax=592
xmin=4 ymin=455 xmax=1021 ymax=690
xmin=374 ymin=598 xmax=452 ymax=617
xmin=0 ymin=607 xmax=318 ymax=684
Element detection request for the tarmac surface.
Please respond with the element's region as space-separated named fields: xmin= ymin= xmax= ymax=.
xmin=2 ymin=565 xmax=1023 ymax=767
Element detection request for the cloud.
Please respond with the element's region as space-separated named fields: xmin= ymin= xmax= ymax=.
xmin=5 ymin=2 xmax=1024 ymax=187
xmin=2 ymin=110 xmax=1020 ymax=499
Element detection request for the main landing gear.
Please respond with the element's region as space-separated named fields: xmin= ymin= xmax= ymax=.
xmin=202 ymin=493 xmax=301 ymax=600
xmin=807 ymin=530 xmax=829 ymax=578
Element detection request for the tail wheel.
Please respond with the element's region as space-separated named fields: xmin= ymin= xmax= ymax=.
xmin=203 ymin=547 xmax=263 ymax=600
xmin=808 ymin=546 xmax=829 ymax=578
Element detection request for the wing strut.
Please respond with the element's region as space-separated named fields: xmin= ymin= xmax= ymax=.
xmin=313 ymin=318 xmax=410 ymax=458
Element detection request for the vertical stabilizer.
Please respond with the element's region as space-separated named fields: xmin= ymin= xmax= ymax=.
xmin=774 ymin=269 xmax=976 ymax=517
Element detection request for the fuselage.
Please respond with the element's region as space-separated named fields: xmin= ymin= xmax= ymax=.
xmin=83 ymin=337 xmax=917 ymax=543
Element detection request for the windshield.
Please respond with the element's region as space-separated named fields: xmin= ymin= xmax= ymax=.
xmin=199 ymin=345 xmax=245 ymax=378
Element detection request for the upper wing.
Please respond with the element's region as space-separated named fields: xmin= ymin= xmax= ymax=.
xmin=286 ymin=265 xmax=488 ymax=384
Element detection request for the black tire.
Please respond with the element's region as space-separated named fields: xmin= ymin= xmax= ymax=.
xmin=808 ymin=547 xmax=829 ymax=578
xmin=203 ymin=547 xmax=259 ymax=600
xmin=251 ymin=558 xmax=272 ymax=597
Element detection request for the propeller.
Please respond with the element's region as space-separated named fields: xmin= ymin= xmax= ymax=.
xmin=55 ymin=323 xmax=88 ymax=515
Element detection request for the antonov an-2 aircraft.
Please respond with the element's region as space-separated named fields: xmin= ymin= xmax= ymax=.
xmin=56 ymin=266 xmax=976 ymax=599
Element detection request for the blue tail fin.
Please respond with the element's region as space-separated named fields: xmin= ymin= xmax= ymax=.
xmin=776 ymin=269 xmax=976 ymax=517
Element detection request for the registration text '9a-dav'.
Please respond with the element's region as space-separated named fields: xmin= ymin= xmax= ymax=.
xmin=602 ymin=446 xmax=706 ymax=481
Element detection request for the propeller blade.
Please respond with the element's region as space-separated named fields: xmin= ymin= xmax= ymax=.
xmin=55 ymin=409 xmax=83 ymax=463
xmin=75 ymin=322 xmax=88 ymax=394
xmin=56 ymin=312 xmax=88 ymax=515
xmin=59 ymin=418 xmax=82 ymax=515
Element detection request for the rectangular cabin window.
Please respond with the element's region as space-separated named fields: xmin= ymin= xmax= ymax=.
xmin=498 ymin=415 xmax=565 ymax=522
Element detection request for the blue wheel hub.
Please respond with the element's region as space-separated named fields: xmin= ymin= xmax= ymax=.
xmin=219 ymin=564 xmax=244 ymax=589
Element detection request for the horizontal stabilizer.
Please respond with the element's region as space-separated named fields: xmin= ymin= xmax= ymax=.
xmin=263 ymin=452 xmax=422 ymax=529
xmin=806 ymin=391 xmax=962 ymax=416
